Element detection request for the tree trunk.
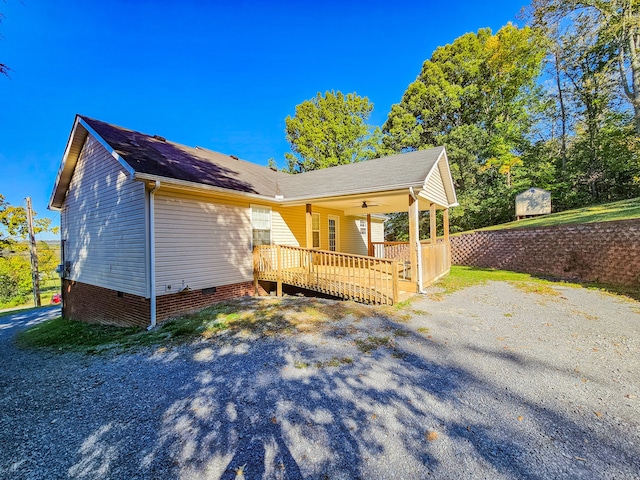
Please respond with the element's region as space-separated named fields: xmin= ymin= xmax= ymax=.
xmin=554 ymin=48 xmax=569 ymax=170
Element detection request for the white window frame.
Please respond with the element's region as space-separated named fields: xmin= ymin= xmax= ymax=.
xmin=359 ymin=219 xmax=367 ymax=236
xmin=250 ymin=204 xmax=272 ymax=248
xmin=312 ymin=212 xmax=320 ymax=249
xmin=328 ymin=215 xmax=340 ymax=252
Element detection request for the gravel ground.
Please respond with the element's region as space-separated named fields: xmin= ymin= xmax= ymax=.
xmin=1 ymin=283 xmax=639 ymax=479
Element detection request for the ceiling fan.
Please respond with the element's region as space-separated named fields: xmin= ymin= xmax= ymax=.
xmin=359 ymin=201 xmax=381 ymax=209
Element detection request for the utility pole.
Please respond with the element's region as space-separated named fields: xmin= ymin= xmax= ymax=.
xmin=25 ymin=197 xmax=41 ymax=307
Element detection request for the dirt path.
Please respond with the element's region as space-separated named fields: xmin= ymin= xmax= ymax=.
xmin=0 ymin=285 xmax=638 ymax=479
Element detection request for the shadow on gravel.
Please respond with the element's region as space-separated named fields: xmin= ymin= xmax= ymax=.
xmin=67 ymin=317 xmax=640 ymax=479
xmin=0 ymin=306 xmax=60 ymax=334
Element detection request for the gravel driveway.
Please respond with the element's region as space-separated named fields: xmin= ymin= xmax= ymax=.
xmin=1 ymin=283 xmax=639 ymax=479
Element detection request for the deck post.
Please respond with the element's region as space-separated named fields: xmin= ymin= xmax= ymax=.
xmin=392 ymin=261 xmax=399 ymax=305
xmin=305 ymin=204 xmax=313 ymax=249
xmin=253 ymin=247 xmax=259 ymax=296
xmin=276 ymin=245 xmax=283 ymax=297
xmin=367 ymin=213 xmax=373 ymax=256
xmin=408 ymin=194 xmax=419 ymax=290
xmin=443 ymin=208 xmax=449 ymax=242
xmin=430 ymin=202 xmax=437 ymax=244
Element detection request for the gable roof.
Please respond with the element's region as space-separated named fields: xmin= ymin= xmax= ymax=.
xmin=49 ymin=115 xmax=458 ymax=210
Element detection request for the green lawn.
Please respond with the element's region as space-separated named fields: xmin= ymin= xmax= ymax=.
xmin=468 ymin=197 xmax=640 ymax=232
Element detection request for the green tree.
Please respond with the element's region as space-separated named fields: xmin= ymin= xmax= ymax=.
xmin=0 ymin=195 xmax=59 ymax=305
xmin=530 ymin=0 xmax=640 ymax=134
xmin=285 ymin=91 xmax=381 ymax=173
xmin=0 ymin=195 xmax=54 ymax=253
xmin=383 ymin=24 xmax=546 ymax=231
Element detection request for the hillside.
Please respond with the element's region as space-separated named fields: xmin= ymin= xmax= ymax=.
xmin=471 ymin=198 xmax=640 ymax=232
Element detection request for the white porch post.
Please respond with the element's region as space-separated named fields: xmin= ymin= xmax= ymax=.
xmin=367 ymin=213 xmax=373 ymax=256
xmin=430 ymin=203 xmax=437 ymax=244
xmin=443 ymin=208 xmax=450 ymax=242
xmin=409 ymin=193 xmax=420 ymax=291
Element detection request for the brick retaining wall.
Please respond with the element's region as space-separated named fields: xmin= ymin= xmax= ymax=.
xmin=63 ymin=279 xmax=266 ymax=327
xmin=450 ymin=219 xmax=640 ymax=287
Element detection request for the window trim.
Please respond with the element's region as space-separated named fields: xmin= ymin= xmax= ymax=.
xmin=328 ymin=215 xmax=340 ymax=252
xmin=250 ymin=204 xmax=272 ymax=249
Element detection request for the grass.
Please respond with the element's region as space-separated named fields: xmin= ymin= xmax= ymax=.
xmin=16 ymin=297 xmax=403 ymax=354
xmin=469 ymin=197 xmax=640 ymax=232
xmin=430 ymin=266 xmax=640 ymax=302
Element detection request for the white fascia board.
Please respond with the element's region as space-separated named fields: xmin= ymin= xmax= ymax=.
xmin=279 ymin=182 xmax=425 ymax=206
xmin=133 ymin=172 xmax=279 ymax=204
xmin=48 ymin=117 xmax=83 ymax=210
xmin=78 ymin=117 xmax=135 ymax=177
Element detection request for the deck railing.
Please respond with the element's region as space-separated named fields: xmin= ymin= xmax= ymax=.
xmin=253 ymin=245 xmax=400 ymax=305
xmin=372 ymin=240 xmax=451 ymax=287
xmin=372 ymin=242 xmax=411 ymax=263
xmin=421 ymin=241 xmax=451 ymax=287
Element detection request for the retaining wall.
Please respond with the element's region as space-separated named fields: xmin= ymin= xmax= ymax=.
xmin=450 ymin=219 xmax=640 ymax=286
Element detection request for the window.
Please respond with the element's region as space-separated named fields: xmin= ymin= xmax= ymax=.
xmin=328 ymin=215 xmax=339 ymax=251
xmin=251 ymin=206 xmax=271 ymax=247
xmin=312 ymin=213 xmax=320 ymax=248
xmin=359 ymin=219 xmax=367 ymax=235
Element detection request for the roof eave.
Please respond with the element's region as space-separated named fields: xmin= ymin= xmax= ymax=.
xmin=133 ymin=172 xmax=281 ymax=203
xmin=278 ymin=182 xmax=426 ymax=206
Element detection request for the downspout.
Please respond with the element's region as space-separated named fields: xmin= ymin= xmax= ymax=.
xmin=148 ymin=180 xmax=161 ymax=330
xmin=409 ymin=187 xmax=425 ymax=294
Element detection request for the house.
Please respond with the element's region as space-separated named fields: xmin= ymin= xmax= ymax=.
xmin=49 ymin=115 xmax=457 ymax=327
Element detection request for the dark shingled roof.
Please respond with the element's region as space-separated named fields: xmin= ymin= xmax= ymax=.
xmin=279 ymin=148 xmax=444 ymax=199
xmin=78 ymin=116 xmax=446 ymax=201
xmin=81 ymin=116 xmax=288 ymax=197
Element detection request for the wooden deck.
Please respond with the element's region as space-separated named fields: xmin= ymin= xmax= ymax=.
xmin=253 ymin=245 xmax=416 ymax=305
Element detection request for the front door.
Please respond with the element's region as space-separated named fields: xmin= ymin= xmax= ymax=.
xmin=328 ymin=215 xmax=340 ymax=252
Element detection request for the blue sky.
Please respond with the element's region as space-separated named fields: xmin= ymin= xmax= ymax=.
xmin=1 ymin=0 xmax=527 ymax=238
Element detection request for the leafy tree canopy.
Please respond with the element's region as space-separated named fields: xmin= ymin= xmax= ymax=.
xmin=382 ymin=24 xmax=547 ymax=232
xmin=285 ymin=90 xmax=381 ymax=173
xmin=0 ymin=195 xmax=57 ymax=253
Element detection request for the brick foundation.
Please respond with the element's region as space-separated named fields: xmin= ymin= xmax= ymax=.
xmin=450 ymin=219 xmax=640 ymax=287
xmin=156 ymin=281 xmax=266 ymax=322
xmin=63 ymin=279 xmax=267 ymax=327
xmin=62 ymin=279 xmax=151 ymax=327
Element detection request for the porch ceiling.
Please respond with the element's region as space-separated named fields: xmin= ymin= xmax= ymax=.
xmin=288 ymin=189 xmax=438 ymax=216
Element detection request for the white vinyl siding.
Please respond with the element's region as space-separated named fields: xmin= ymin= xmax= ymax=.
xmin=271 ymin=209 xmax=300 ymax=247
xmin=154 ymin=192 xmax=252 ymax=294
xmin=371 ymin=219 xmax=384 ymax=242
xmin=61 ymin=135 xmax=148 ymax=297
xmin=424 ymin=164 xmax=449 ymax=207
xmin=343 ymin=216 xmax=385 ymax=256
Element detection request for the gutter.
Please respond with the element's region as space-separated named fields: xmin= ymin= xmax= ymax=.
xmin=148 ymin=180 xmax=161 ymax=330
xmin=409 ymin=187 xmax=425 ymax=294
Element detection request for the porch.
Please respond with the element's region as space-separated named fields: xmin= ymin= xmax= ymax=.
xmin=253 ymin=208 xmax=452 ymax=306
xmin=252 ymin=147 xmax=457 ymax=305
xmin=253 ymin=245 xmax=414 ymax=305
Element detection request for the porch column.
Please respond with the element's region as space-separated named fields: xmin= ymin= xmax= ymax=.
xmin=367 ymin=213 xmax=373 ymax=256
xmin=408 ymin=194 xmax=419 ymax=289
xmin=443 ymin=208 xmax=449 ymax=242
xmin=430 ymin=203 xmax=437 ymax=244
xmin=305 ymin=204 xmax=313 ymax=249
